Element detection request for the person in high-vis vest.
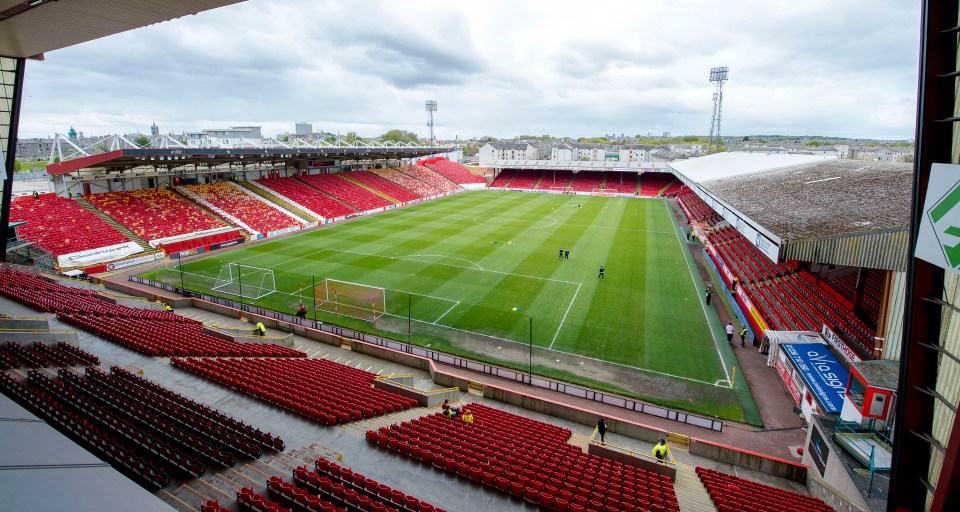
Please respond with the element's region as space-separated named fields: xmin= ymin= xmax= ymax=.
xmin=255 ymin=322 xmax=266 ymax=337
xmin=652 ymin=438 xmax=669 ymax=462
xmin=461 ymin=410 xmax=474 ymax=425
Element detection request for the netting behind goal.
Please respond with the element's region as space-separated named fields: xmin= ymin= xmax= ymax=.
xmin=212 ymin=263 xmax=276 ymax=300
xmin=314 ymin=278 xmax=386 ymax=322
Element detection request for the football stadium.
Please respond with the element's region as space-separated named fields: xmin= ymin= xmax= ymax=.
xmin=1 ymin=2 xmax=959 ymax=512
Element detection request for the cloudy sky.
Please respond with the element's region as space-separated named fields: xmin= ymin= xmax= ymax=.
xmin=19 ymin=0 xmax=921 ymax=141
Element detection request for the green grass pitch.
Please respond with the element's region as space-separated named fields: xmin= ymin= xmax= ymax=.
xmin=142 ymin=191 xmax=729 ymax=386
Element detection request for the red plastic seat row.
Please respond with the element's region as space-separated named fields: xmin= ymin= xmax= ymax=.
xmin=343 ymin=171 xmax=422 ymax=202
xmin=423 ymin=158 xmax=485 ymax=184
xmin=399 ymin=165 xmax=461 ymax=192
xmin=297 ymin=173 xmax=394 ymax=211
xmin=181 ymin=182 xmax=302 ymax=234
xmin=85 ymin=187 xmax=227 ymax=242
xmin=255 ymin=176 xmax=356 ymax=219
xmin=696 ymin=466 xmax=834 ymax=512
xmin=369 ymin=168 xmax=445 ymax=197
xmin=302 ymin=459 xmax=444 ymax=512
xmin=10 ymin=195 xmax=133 ymax=256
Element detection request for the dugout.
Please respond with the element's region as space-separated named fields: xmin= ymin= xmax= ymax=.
xmin=774 ymin=342 xmax=850 ymax=423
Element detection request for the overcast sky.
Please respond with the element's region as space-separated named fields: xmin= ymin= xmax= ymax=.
xmin=19 ymin=0 xmax=921 ymax=141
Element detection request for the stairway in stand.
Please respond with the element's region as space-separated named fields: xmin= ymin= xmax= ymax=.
xmin=74 ymin=197 xmax=152 ymax=251
xmin=672 ymin=462 xmax=718 ymax=512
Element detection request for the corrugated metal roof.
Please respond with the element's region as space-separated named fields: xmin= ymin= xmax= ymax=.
xmin=780 ymin=228 xmax=908 ymax=271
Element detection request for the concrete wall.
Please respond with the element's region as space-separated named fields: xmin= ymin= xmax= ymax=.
xmin=373 ymin=379 xmax=459 ymax=407
xmin=690 ymin=438 xmax=808 ymax=482
xmin=589 ymin=443 xmax=676 ymax=479
xmin=103 ymin=279 xmax=191 ymax=308
xmin=201 ymin=325 xmax=294 ymax=348
xmin=1 ymin=330 xmax=79 ymax=346
xmin=97 ymin=294 xmax=164 ymax=310
xmin=0 ymin=317 xmax=51 ymax=330
xmin=243 ymin=311 xmax=342 ymax=347
xmin=801 ymin=423 xmax=869 ymax=511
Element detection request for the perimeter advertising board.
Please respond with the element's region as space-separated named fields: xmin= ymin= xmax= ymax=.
xmin=782 ymin=343 xmax=849 ymax=414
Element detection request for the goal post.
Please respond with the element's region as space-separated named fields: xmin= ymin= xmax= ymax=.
xmin=211 ymin=263 xmax=277 ymax=300
xmin=314 ymin=278 xmax=387 ymax=323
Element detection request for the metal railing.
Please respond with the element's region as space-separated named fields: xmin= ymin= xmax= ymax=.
xmin=129 ymin=275 xmax=725 ymax=432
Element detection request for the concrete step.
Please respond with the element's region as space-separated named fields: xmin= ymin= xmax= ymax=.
xmin=672 ymin=462 xmax=717 ymax=512
xmin=567 ymin=432 xmax=592 ymax=452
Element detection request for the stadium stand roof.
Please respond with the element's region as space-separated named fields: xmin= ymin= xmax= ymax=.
xmin=46 ymin=146 xmax=444 ymax=179
xmin=670 ymin=154 xmax=912 ymax=271
xmin=488 ymin=160 xmax=672 ymax=171
xmin=0 ymin=0 xmax=244 ymax=58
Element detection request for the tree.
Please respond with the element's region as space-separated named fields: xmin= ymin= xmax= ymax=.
xmin=134 ymin=135 xmax=150 ymax=148
xmin=682 ymin=135 xmax=700 ymax=142
xmin=804 ymin=140 xmax=823 ymax=147
xmin=380 ymin=129 xmax=419 ymax=144
xmin=282 ymin=135 xmax=290 ymax=142
xmin=742 ymin=136 xmax=750 ymax=142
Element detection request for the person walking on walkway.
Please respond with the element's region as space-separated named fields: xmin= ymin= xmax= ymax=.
xmin=652 ymin=438 xmax=669 ymax=463
xmin=704 ymin=288 xmax=713 ymax=305
xmin=739 ymin=326 xmax=748 ymax=347
xmin=597 ymin=418 xmax=607 ymax=444
xmin=255 ymin=322 xmax=266 ymax=337
xmin=725 ymin=323 xmax=734 ymax=344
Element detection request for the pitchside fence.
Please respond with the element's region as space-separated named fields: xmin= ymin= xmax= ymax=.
xmin=130 ymin=274 xmax=724 ymax=432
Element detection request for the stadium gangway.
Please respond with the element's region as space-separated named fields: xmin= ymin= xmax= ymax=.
xmin=588 ymin=426 xmax=678 ymax=465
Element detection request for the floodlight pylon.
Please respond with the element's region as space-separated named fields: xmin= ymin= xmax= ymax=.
xmin=425 ymin=100 xmax=437 ymax=146
xmin=707 ymin=66 xmax=729 ymax=153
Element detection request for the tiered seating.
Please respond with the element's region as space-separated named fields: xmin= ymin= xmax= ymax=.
xmin=696 ymin=466 xmax=834 ymax=512
xmin=830 ymin=269 xmax=884 ymax=327
xmin=254 ymin=177 xmax=356 ymax=219
xmin=0 ymin=370 xmax=171 ymax=488
xmin=0 ymin=269 xmax=304 ymax=358
xmin=537 ymin=170 xmax=573 ymax=191
xmin=367 ymin=402 xmax=679 ymax=512
xmin=424 ymin=158 xmax=485 ymax=184
xmin=488 ymin=169 xmax=517 ymax=188
xmin=9 ymin=195 xmax=132 ymax=256
xmin=298 ymin=174 xmax=394 ymax=211
xmin=570 ymin=172 xmax=604 ymax=193
xmin=502 ymin=170 xmax=542 ymax=190
xmin=639 ymin=173 xmax=678 ymax=196
xmin=677 ymin=190 xmax=722 ymax=225
xmin=342 ymin=171 xmax=421 ymax=202
xmin=171 ymin=358 xmax=418 ymax=425
xmin=85 ymin=188 xmax=227 ymax=242
xmin=272 ymin=458 xmax=445 ymax=512
xmin=604 ymin=172 xmax=637 ymax=194
xmin=661 ymin=180 xmax=684 ymax=196
xmin=707 ymin=227 xmax=793 ymax=284
xmin=398 ymin=165 xmax=460 ymax=193
xmin=370 ymin=168 xmax=444 ymax=197
xmin=183 ymin=182 xmax=301 ymax=234
xmin=0 ymin=341 xmax=99 ymax=369
xmin=237 ymin=488 xmax=295 ymax=512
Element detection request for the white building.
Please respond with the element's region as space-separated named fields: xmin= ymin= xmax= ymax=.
xmin=185 ymin=126 xmax=263 ymax=148
xmin=478 ymin=142 xmax=537 ymax=166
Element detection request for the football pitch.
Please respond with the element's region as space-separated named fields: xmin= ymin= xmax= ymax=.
xmin=142 ymin=191 xmax=733 ymax=388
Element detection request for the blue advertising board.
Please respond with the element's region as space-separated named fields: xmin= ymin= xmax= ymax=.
xmin=782 ymin=343 xmax=849 ymax=413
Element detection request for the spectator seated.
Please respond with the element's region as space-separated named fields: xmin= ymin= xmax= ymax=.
xmin=171 ymin=357 xmax=418 ymax=425
xmin=85 ymin=188 xmax=226 ymax=242
xmin=182 ymin=182 xmax=301 ymax=235
xmin=341 ymin=171 xmax=421 ymax=202
xmin=254 ymin=177 xmax=356 ymax=219
xmin=10 ymin=195 xmax=132 ymax=257
xmin=696 ymin=466 xmax=834 ymax=512
xmin=297 ymin=173 xmax=394 ymax=211
xmin=368 ymin=402 xmax=680 ymax=512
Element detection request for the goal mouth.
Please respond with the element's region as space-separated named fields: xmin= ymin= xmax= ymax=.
xmin=314 ymin=278 xmax=386 ymax=323
xmin=212 ymin=263 xmax=277 ymax=300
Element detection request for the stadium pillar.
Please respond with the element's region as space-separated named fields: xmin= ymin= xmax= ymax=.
xmin=0 ymin=58 xmax=26 ymax=261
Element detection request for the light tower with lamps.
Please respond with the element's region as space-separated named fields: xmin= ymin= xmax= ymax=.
xmin=425 ymin=100 xmax=437 ymax=146
xmin=707 ymin=66 xmax=729 ymax=153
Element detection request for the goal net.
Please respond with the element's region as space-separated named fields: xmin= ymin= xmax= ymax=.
xmin=314 ymin=278 xmax=386 ymax=323
xmin=212 ymin=263 xmax=276 ymax=300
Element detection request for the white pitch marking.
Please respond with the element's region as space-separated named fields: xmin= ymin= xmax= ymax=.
xmin=549 ymin=283 xmax=582 ymax=349
xmin=431 ymin=301 xmax=461 ymax=325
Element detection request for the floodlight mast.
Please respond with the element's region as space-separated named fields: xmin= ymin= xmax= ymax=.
xmin=425 ymin=100 xmax=438 ymax=146
xmin=707 ymin=66 xmax=729 ymax=153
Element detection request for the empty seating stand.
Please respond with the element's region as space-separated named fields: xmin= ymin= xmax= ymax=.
xmin=10 ymin=195 xmax=133 ymax=257
xmin=398 ymin=165 xmax=460 ymax=193
xmin=171 ymin=357 xmax=418 ymax=425
xmin=183 ymin=182 xmax=301 ymax=235
xmin=297 ymin=174 xmax=394 ymax=211
xmin=424 ymin=158 xmax=485 ymax=184
xmin=0 ymin=341 xmax=99 ymax=369
xmin=368 ymin=402 xmax=679 ymax=512
xmin=537 ymin=170 xmax=573 ymax=192
xmin=570 ymin=172 xmax=604 ymax=193
xmin=370 ymin=168 xmax=444 ymax=197
xmin=638 ymin=173 xmax=678 ymax=196
xmin=696 ymin=466 xmax=834 ymax=512
xmin=255 ymin=177 xmax=357 ymax=219
xmin=84 ymin=188 xmax=227 ymax=242
xmin=502 ymin=170 xmax=542 ymax=190
xmin=488 ymin=169 xmax=517 ymax=188
xmin=604 ymin=172 xmax=637 ymax=194
xmin=342 ymin=171 xmax=421 ymax=202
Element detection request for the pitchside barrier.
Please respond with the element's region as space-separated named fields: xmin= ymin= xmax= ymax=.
xmin=130 ymin=275 xmax=724 ymax=432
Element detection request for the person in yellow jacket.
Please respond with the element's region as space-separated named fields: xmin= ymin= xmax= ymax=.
xmin=652 ymin=438 xmax=669 ymax=462
xmin=163 ymin=303 xmax=173 ymax=313
xmin=255 ymin=322 xmax=266 ymax=337
xmin=461 ymin=410 xmax=474 ymax=425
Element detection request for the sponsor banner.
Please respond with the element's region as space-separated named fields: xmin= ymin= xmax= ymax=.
xmin=808 ymin=426 xmax=830 ymax=477
xmin=776 ymin=356 xmax=802 ymax=404
xmin=916 ymin=163 xmax=960 ymax=273
xmin=209 ymin=238 xmax=245 ymax=252
xmin=820 ymin=324 xmax=862 ymax=363
xmin=58 ymin=241 xmax=144 ymax=267
xmin=267 ymin=226 xmax=301 ymax=238
xmin=782 ymin=343 xmax=849 ymax=414
xmin=105 ymin=252 xmax=162 ymax=272
xmin=305 ymin=222 xmax=319 ymax=228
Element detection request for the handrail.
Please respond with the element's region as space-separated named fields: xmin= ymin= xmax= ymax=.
xmin=588 ymin=426 xmax=676 ymax=465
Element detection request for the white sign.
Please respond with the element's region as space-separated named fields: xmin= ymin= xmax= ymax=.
xmin=821 ymin=324 xmax=862 ymax=363
xmin=105 ymin=252 xmax=163 ymax=271
xmin=58 ymin=241 xmax=144 ymax=267
xmin=917 ymin=163 xmax=960 ymax=274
